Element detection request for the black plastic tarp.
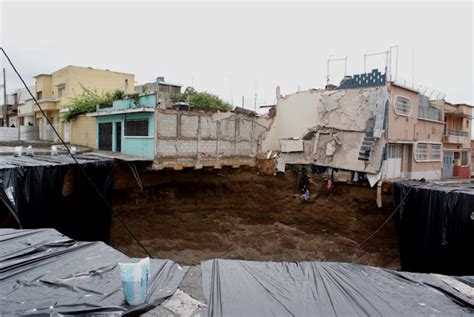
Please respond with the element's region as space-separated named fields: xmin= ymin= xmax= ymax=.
xmin=0 ymin=228 xmax=188 ymax=316
xmin=395 ymin=181 xmax=474 ymax=275
xmin=202 ymin=259 xmax=474 ymax=316
xmin=0 ymin=155 xmax=113 ymax=242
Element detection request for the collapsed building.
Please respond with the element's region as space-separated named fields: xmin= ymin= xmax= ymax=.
xmin=263 ymin=69 xmax=452 ymax=188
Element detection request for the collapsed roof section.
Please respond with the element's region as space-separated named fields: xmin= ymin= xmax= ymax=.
xmin=263 ymin=85 xmax=388 ymax=174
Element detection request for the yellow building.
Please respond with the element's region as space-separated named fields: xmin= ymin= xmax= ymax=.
xmin=34 ymin=65 xmax=134 ymax=142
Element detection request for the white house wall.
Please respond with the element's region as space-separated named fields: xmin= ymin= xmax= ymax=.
xmin=265 ymin=86 xmax=388 ymax=174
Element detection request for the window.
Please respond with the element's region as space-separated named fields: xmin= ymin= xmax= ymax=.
xmin=37 ymin=91 xmax=43 ymax=100
xmin=431 ymin=144 xmax=441 ymax=160
xmin=415 ymin=143 xmax=429 ymax=161
xmin=58 ymin=85 xmax=66 ymax=97
xmin=462 ymin=151 xmax=469 ymax=166
xmin=394 ymin=96 xmax=412 ymax=116
xmin=125 ymin=119 xmax=148 ymax=136
xmin=388 ymin=144 xmax=401 ymax=158
xmin=418 ymin=95 xmax=442 ymax=121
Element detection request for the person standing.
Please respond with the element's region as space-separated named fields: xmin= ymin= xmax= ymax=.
xmin=299 ymin=167 xmax=310 ymax=201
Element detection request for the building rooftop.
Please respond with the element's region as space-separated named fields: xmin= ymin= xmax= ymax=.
xmin=34 ymin=65 xmax=134 ymax=78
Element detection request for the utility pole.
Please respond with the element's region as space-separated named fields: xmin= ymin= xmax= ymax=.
xmin=2 ymin=68 xmax=7 ymax=127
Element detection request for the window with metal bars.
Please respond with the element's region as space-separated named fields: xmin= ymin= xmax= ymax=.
xmin=462 ymin=151 xmax=469 ymax=166
xmin=414 ymin=143 xmax=429 ymax=161
xmin=125 ymin=119 xmax=149 ymax=136
xmin=394 ymin=96 xmax=412 ymax=116
xmin=431 ymin=144 xmax=442 ymax=160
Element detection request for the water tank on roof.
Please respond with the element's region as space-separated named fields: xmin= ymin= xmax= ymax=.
xmin=156 ymin=76 xmax=165 ymax=83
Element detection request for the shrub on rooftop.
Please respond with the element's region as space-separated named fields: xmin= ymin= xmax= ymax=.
xmin=62 ymin=88 xmax=125 ymax=121
xmin=171 ymin=87 xmax=233 ymax=111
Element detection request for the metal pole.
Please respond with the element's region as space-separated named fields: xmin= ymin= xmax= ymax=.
xmin=326 ymin=57 xmax=330 ymax=84
xmin=254 ymin=80 xmax=257 ymax=112
xmin=2 ymin=68 xmax=7 ymax=127
xmin=364 ymin=54 xmax=366 ymax=74
xmin=17 ymin=92 xmax=20 ymax=141
xmin=395 ymin=46 xmax=399 ymax=81
xmin=412 ymin=48 xmax=415 ymax=88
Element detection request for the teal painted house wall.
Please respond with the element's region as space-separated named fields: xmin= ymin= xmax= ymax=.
xmin=96 ymin=112 xmax=155 ymax=159
xmin=95 ymin=94 xmax=156 ymax=159
xmin=96 ymin=94 xmax=156 ymax=112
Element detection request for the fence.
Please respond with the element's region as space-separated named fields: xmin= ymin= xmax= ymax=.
xmin=0 ymin=126 xmax=39 ymax=141
xmin=445 ymin=129 xmax=469 ymax=137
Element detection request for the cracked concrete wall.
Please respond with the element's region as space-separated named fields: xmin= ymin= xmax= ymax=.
xmin=262 ymin=86 xmax=388 ymax=151
xmin=264 ymin=86 xmax=389 ymax=174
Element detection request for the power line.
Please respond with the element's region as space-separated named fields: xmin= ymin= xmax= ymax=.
xmin=359 ymin=186 xmax=413 ymax=246
xmin=0 ymin=47 xmax=152 ymax=258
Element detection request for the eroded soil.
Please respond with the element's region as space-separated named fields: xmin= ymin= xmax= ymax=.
xmin=110 ymin=168 xmax=399 ymax=269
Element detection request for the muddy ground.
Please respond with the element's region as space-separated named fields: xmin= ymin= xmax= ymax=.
xmin=110 ymin=167 xmax=400 ymax=269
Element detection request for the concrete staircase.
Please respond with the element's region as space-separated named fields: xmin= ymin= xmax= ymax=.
xmin=358 ymin=132 xmax=374 ymax=161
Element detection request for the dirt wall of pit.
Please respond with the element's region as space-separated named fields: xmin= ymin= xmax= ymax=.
xmin=110 ymin=164 xmax=399 ymax=269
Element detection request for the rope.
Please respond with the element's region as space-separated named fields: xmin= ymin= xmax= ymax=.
xmin=359 ymin=186 xmax=412 ymax=246
xmin=0 ymin=47 xmax=153 ymax=258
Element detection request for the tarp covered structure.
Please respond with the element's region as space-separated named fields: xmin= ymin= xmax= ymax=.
xmin=202 ymin=259 xmax=474 ymax=316
xmin=0 ymin=155 xmax=113 ymax=242
xmin=0 ymin=228 xmax=187 ymax=315
xmin=395 ymin=181 xmax=474 ymax=275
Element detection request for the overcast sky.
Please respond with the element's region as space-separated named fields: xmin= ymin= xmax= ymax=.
xmin=0 ymin=1 xmax=472 ymax=108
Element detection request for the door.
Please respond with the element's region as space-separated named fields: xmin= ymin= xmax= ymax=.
xmin=386 ymin=144 xmax=402 ymax=178
xmin=98 ymin=123 xmax=113 ymax=151
xmin=443 ymin=151 xmax=454 ymax=178
xmin=115 ymin=122 xmax=122 ymax=152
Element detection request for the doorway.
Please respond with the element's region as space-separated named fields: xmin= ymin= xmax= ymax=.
xmin=386 ymin=144 xmax=402 ymax=178
xmin=98 ymin=123 xmax=113 ymax=151
xmin=443 ymin=151 xmax=454 ymax=178
xmin=116 ymin=122 xmax=122 ymax=152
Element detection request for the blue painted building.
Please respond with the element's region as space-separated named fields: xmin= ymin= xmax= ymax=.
xmin=88 ymin=93 xmax=156 ymax=159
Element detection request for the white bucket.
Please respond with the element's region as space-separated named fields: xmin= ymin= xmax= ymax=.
xmin=119 ymin=257 xmax=150 ymax=306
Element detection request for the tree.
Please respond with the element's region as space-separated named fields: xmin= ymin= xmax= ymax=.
xmin=170 ymin=87 xmax=232 ymax=111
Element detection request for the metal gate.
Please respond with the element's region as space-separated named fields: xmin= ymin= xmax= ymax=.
xmin=443 ymin=151 xmax=454 ymax=178
xmin=98 ymin=123 xmax=112 ymax=151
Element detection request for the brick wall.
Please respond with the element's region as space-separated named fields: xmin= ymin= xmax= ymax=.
xmin=155 ymin=110 xmax=267 ymax=168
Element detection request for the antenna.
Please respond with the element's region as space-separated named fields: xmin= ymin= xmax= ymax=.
xmin=254 ymin=80 xmax=257 ymax=112
xmin=389 ymin=45 xmax=399 ymax=81
xmin=412 ymin=48 xmax=415 ymax=89
xmin=364 ymin=50 xmax=389 ymax=74
xmin=327 ymin=56 xmax=348 ymax=85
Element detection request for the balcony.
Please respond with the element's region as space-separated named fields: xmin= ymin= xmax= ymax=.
xmin=33 ymin=98 xmax=60 ymax=112
xmin=444 ymin=129 xmax=470 ymax=144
